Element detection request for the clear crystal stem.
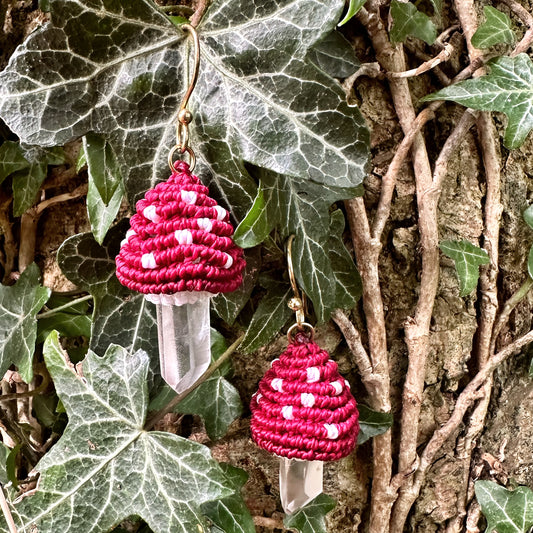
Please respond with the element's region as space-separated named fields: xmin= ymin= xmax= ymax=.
xmin=279 ymin=457 xmax=323 ymax=514
xmin=156 ymin=296 xmax=211 ymax=393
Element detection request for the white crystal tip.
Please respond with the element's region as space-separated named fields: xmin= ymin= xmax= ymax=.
xmin=145 ymin=291 xmax=214 ymax=306
xmin=280 ymin=457 xmax=323 ymax=514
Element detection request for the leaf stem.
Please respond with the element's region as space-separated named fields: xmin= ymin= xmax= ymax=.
xmin=158 ymin=5 xmax=194 ymax=14
xmin=144 ymin=334 xmax=244 ymax=430
xmin=36 ymin=294 xmax=93 ymax=319
xmin=491 ymin=276 xmax=533 ymax=349
xmin=0 ymin=484 xmax=17 ymax=533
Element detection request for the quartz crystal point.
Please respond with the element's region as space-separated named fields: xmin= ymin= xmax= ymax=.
xmin=280 ymin=457 xmax=323 ymax=514
xmin=155 ymin=295 xmax=211 ymax=393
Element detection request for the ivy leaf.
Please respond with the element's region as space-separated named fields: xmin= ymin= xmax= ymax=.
xmin=0 ymin=140 xmax=29 ymax=184
xmin=423 ymin=54 xmax=533 ymax=149
xmin=0 ymin=263 xmax=50 ymax=382
xmin=178 ymin=377 xmax=243 ymax=441
xmin=390 ymin=1 xmax=437 ymax=45
xmin=525 ymin=248 xmax=533 ymax=273
xmin=260 ymin=169 xmax=358 ymax=322
xmin=0 ymin=331 xmax=233 ymax=533
xmin=357 ymin=405 xmax=394 ymax=445
xmin=0 ymin=0 xmax=369 ymax=219
xmin=283 ymin=494 xmax=337 ymax=533
xmin=11 ymin=146 xmax=66 ymax=215
xmin=338 ymin=0 xmax=366 ymax=26
xmin=0 ymin=442 xmax=9 ymax=485
xmin=471 ymin=6 xmax=515 ymax=49
xmin=212 ymin=248 xmax=261 ymax=325
xmin=83 ymin=133 xmax=125 ymax=244
xmin=57 ymin=223 xmax=157 ymax=360
xmin=475 ymin=481 xmax=533 ymax=533
xmin=307 ymin=31 xmax=360 ymax=78
xmin=439 ymin=240 xmax=490 ymax=296
xmin=11 ymin=161 xmax=47 ymax=216
xmin=328 ymin=209 xmax=362 ymax=309
xmin=201 ymin=464 xmax=255 ymax=533
xmin=233 ymin=186 xmax=273 ymax=249
xmin=37 ymin=312 xmax=91 ymax=343
xmin=240 ymin=283 xmax=293 ymax=354
xmin=523 ymin=204 xmax=533 ymax=230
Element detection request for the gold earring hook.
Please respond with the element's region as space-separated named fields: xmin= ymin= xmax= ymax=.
xmin=168 ymin=23 xmax=200 ymax=172
xmin=286 ymin=236 xmax=314 ymax=342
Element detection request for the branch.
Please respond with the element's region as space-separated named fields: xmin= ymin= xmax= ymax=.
xmin=0 ymin=485 xmax=18 ymax=533
xmin=331 ymin=309 xmax=386 ymax=401
xmin=189 ymin=0 xmax=210 ymax=28
xmin=144 ymin=334 xmax=244 ymax=430
xmin=499 ymin=0 xmax=533 ymax=56
xmin=389 ymin=42 xmax=454 ymax=79
xmin=415 ymin=328 xmax=533 ymax=487
xmin=0 ymin=194 xmax=17 ymax=283
xmin=491 ymin=277 xmax=533 ymax=350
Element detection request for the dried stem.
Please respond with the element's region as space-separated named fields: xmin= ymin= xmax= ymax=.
xmin=343 ymin=194 xmax=393 ymax=533
xmin=390 ymin=107 xmax=477 ymax=533
xmin=0 ymin=194 xmax=17 ymax=283
xmin=499 ymin=0 xmax=533 ymax=56
xmin=331 ymin=309 xmax=382 ymax=400
xmin=18 ymin=184 xmax=88 ymax=273
xmin=0 ymin=485 xmax=18 ymax=533
xmin=144 ymin=334 xmax=244 ymax=430
xmin=189 ymin=0 xmax=210 ymax=27
xmin=491 ymin=277 xmax=533 ymax=349
xmin=447 ymin=4 xmax=503 ymax=530
xmin=389 ymin=42 xmax=454 ymax=79
xmin=413 ymin=328 xmax=533 ymax=491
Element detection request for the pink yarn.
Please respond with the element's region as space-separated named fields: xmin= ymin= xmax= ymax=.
xmin=250 ymin=335 xmax=359 ymax=461
xmin=116 ymin=161 xmax=245 ymax=294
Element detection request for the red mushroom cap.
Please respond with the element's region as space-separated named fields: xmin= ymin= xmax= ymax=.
xmin=116 ymin=161 xmax=245 ymax=298
xmin=250 ymin=334 xmax=359 ymax=461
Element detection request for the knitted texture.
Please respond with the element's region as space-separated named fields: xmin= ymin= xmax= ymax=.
xmin=250 ymin=334 xmax=359 ymax=461
xmin=116 ymin=161 xmax=245 ymax=295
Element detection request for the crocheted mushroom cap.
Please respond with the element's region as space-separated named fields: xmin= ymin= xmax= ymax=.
xmin=116 ymin=161 xmax=245 ymax=303
xmin=250 ymin=333 xmax=359 ymax=461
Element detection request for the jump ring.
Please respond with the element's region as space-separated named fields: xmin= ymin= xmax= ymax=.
xmin=168 ymin=144 xmax=196 ymax=172
xmin=287 ymin=322 xmax=315 ymax=343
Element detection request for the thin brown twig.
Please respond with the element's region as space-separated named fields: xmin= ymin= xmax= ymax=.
xmin=0 ymin=484 xmax=18 ymax=533
xmin=389 ymin=42 xmax=454 ymax=78
xmin=491 ymin=277 xmax=533 ymax=351
xmin=390 ymin=107 xmax=478 ymax=533
xmin=18 ymin=183 xmax=88 ymax=272
xmin=0 ymin=194 xmax=17 ymax=283
xmin=189 ymin=0 xmax=210 ymax=28
xmin=448 ymin=5 xmax=503 ymax=531
xmin=144 ymin=334 xmax=244 ymax=430
xmin=331 ymin=309 xmax=382 ymax=398
xmin=413 ymin=328 xmax=533 ymax=488
xmin=344 ymin=194 xmax=394 ymax=533
xmin=499 ymin=0 xmax=533 ymax=56
xmin=35 ymin=183 xmax=88 ymax=216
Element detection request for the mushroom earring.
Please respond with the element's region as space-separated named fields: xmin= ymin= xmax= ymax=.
xmin=250 ymin=236 xmax=359 ymax=514
xmin=115 ymin=25 xmax=245 ymax=393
